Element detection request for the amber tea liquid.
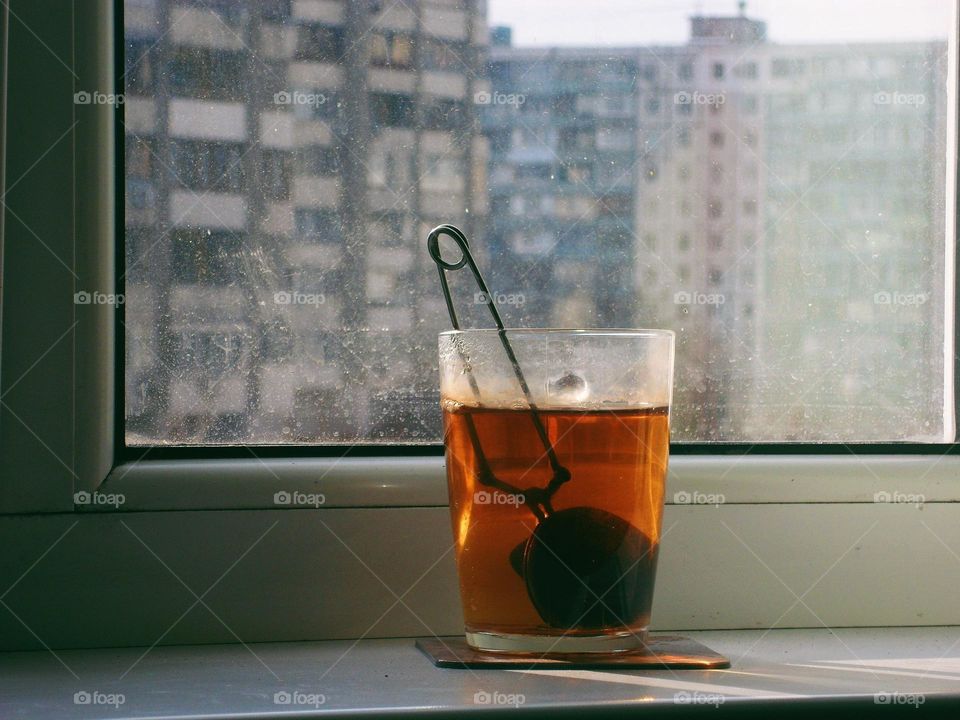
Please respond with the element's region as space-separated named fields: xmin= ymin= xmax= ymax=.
xmin=443 ymin=403 xmax=669 ymax=652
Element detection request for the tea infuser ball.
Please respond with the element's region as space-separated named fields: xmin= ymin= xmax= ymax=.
xmin=521 ymin=507 xmax=657 ymax=630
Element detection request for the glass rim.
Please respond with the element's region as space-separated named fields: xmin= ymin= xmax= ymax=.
xmin=439 ymin=328 xmax=675 ymax=339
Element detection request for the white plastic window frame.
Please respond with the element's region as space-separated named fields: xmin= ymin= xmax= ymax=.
xmin=0 ymin=0 xmax=955 ymax=515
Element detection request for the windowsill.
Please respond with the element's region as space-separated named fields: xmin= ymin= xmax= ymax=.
xmin=3 ymin=628 xmax=958 ymax=718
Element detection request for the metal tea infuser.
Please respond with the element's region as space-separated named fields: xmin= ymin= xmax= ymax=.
xmin=428 ymin=224 xmax=656 ymax=630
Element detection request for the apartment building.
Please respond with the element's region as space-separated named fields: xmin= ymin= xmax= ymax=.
xmin=483 ymin=14 xmax=946 ymax=440
xmin=484 ymin=16 xmax=768 ymax=439
xmin=124 ymin=0 xmax=489 ymax=443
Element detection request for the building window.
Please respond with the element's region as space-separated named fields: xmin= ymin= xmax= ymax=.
xmin=124 ymin=38 xmax=155 ymax=95
xmin=370 ymin=31 xmax=414 ymax=69
xmin=713 ymin=62 xmax=725 ymax=79
xmin=296 ymin=23 xmax=345 ymax=63
xmin=171 ymin=230 xmax=242 ymax=285
xmin=422 ymin=98 xmax=466 ymax=131
xmin=295 ymin=209 xmax=343 ymax=243
xmin=370 ymin=93 xmax=415 ymax=128
xmin=261 ymin=149 xmax=291 ymax=199
xmin=422 ymin=39 xmax=468 ymax=72
xmin=772 ymin=57 xmax=807 ymax=77
xmin=169 ymin=47 xmax=244 ymax=100
xmin=170 ymin=140 xmax=245 ymax=193
xmin=734 ymin=61 xmax=758 ymax=79
xmin=298 ymin=145 xmax=341 ymax=176
xmin=126 ymin=137 xmax=153 ymax=178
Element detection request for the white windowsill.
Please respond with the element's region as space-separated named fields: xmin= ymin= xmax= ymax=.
xmin=2 ymin=627 xmax=958 ymax=719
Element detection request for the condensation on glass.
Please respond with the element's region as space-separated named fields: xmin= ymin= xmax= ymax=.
xmin=123 ymin=0 xmax=953 ymax=445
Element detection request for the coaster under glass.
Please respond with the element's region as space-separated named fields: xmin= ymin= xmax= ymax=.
xmin=416 ymin=635 xmax=730 ymax=670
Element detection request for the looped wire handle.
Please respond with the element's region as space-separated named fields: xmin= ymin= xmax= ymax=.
xmin=427 ymin=224 xmax=570 ymax=498
xmin=427 ymin=224 xmax=505 ymax=332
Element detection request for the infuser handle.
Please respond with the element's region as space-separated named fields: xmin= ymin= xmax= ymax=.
xmin=427 ymin=224 xmax=570 ymax=483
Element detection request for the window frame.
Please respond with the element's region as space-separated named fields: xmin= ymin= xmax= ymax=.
xmin=1 ymin=0 xmax=960 ymax=651
xmin=0 ymin=0 xmax=957 ymax=511
xmin=114 ymin=1 xmax=957 ymax=456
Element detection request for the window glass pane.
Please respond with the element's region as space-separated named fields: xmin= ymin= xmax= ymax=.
xmin=124 ymin=0 xmax=953 ymax=445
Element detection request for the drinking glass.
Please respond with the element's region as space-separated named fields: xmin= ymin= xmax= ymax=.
xmin=439 ymin=328 xmax=675 ymax=654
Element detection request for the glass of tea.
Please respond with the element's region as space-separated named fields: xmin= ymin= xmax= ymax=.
xmin=439 ymin=329 xmax=675 ymax=654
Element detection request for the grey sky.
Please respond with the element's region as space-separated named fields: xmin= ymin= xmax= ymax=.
xmin=488 ymin=0 xmax=952 ymax=46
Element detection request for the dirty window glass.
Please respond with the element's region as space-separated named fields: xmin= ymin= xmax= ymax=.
xmin=123 ymin=0 xmax=953 ymax=444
